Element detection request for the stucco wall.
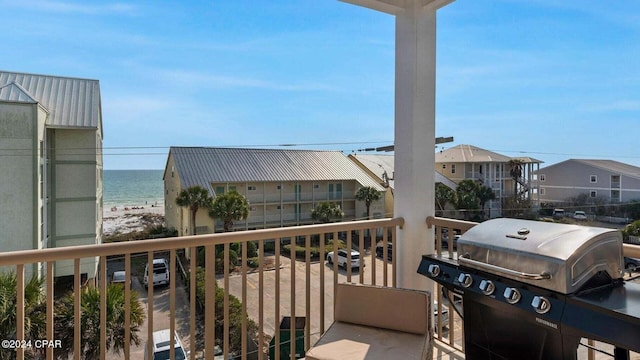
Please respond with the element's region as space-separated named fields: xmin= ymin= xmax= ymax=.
xmin=50 ymin=129 xmax=100 ymax=278
xmin=0 ymin=103 xmax=36 ymax=252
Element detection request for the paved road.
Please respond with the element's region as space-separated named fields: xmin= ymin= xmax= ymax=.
xmin=221 ymin=253 xmax=394 ymax=346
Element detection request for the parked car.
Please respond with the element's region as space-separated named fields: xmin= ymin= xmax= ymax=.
xmin=624 ymin=257 xmax=640 ymax=271
xmin=327 ymin=249 xmax=363 ymax=269
xmin=144 ymin=258 xmax=170 ymax=289
xmin=144 ymin=329 xmax=188 ymax=360
xmin=573 ymin=211 xmax=587 ymax=221
xmin=375 ymin=243 xmax=393 ymax=261
xmin=110 ymin=270 xmax=128 ymax=286
xmin=441 ymin=234 xmax=460 ymax=251
xmin=553 ymin=208 xmax=565 ymax=219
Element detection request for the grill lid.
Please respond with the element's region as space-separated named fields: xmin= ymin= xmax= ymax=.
xmin=457 ymin=218 xmax=623 ymax=294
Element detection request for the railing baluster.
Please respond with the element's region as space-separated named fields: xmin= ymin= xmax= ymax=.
xmin=16 ymin=264 xmax=24 ymax=360
xmin=242 ymin=242 xmax=248 ymax=360
xmin=392 ymin=225 xmax=397 ymax=288
xmin=290 ymin=237 xmax=296 ymax=360
xmin=319 ymin=234 xmax=325 ymax=335
xmin=370 ymin=227 xmax=376 ymax=286
xmin=125 ymin=253 xmax=131 ymax=360
xmin=382 ymin=227 xmax=388 ymax=287
xmin=224 ymin=243 xmax=230 ymax=360
xmin=170 ymin=250 xmax=176 ymax=360
xmin=46 ymin=261 xmax=54 ymax=360
xmin=304 ymin=235 xmax=311 ymax=352
xmin=332 ymin=232 xmax=338 ymax=304
xmin=258 ymin=240 xmax=264 ymax=360
xmin=205 ymin=244 xmax=216 ymax=360
xmin=274 ymin=239 xmax=281 ymax=360
xmin=147 ymin=252 xmax=154 ymax=359
xmin=74 ymin=259 xmax=81 ymax=360
xmin=189 ymin=248 xmax=196 ymax=360
xmin=346 ymin=231 xmax=352 ymax=283
xmin=359 ymin=230 xmax=364 ymax=284
xmin=100 ymin=256 xmax=107 ymax=360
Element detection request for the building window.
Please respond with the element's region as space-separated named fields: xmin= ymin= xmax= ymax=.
xmin=314 ymin=184 xmax=319 ymax=189
xmin=539 ymin=174 xmax=546 ymax=182
xmin=479 ymin=165 xmax=483 ymax=174
xmin=590 ymin=175 xmax=597 ymax=183
xmin=276 ymin=185 xmax=281 ymax=190
xmin=540 ymin=188 xmax=545 ymax=196
xmin=442 ymin=164 xmax=446 ymax=169
xmin=215 ymin=186 xmax=225 ymax=195
xmin=248 ymin=186 xmax=256 ymax=191
xmin=451 ymin=164 xmax=456 ymax=174
xmin=590 ymin=191 xmax=597 ymax=198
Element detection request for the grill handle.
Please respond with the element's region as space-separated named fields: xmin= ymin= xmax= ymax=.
xmin=458 ymin=254 xmax=552 ymax=281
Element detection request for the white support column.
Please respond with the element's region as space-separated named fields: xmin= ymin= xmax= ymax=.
xmin=394 ymin=5 xmax=437 ymax=291
xmin=340 ymin=0 xmax=454 ymax=290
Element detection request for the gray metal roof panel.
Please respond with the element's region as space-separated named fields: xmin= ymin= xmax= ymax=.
xmin=170 ymin=147 xmax=384 ymax=194
xmin=0 ymin=71 xmax=102 ymax=131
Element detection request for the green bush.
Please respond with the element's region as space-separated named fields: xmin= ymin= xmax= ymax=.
xmin=247 ymin=257 xmax=260 ymax=268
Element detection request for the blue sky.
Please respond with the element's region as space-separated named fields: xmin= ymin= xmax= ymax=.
xmin=1 ymin=0 xmax=639 ymax=170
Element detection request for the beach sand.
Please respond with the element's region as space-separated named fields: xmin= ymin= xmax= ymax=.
xmin=103 ymin=204 xmax=165 ymax=236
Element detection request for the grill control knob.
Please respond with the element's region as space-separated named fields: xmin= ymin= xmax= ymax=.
xmin=479 ymin=280 xmax=495 ymax=296
xmin=457 ymin=273 xmax=473 ymax=288
xmin=532 ymin=296 xmax=551 ymax=314
xmin=503 ymin=287 xmax=521 ymax=304
xmin=427 ymin=264 xmax=441 ymax=277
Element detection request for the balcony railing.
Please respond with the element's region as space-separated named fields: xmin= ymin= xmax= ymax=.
xmin=0 ymin=217 xmax=401 ymax=360
xmin=5 ymin=215 xmax=638 ymax=360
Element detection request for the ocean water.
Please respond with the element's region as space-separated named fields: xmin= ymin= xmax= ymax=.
xmin=103 ymin=170 xmax=164 ymax=208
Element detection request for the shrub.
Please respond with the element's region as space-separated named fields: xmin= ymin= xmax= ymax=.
xmin=192 ymin=268 xmax=257 ymax=352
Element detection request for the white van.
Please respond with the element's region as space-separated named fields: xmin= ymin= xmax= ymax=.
xmin=144 ymin=258 xmax=170 ymax=288
xmin=144 ymin=329 xmax=187 ymax=360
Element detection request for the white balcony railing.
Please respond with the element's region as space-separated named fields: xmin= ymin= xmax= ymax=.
xmin=0 ymin=218 xmax=401 ymax=360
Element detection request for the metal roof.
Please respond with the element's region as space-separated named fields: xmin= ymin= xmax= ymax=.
xmin=350 ymin=153 xmax=457 ymax=190
xmin=436 ymin=145 xmax=512 ymax=163
xmin=0 ymin=71 xmax=102 ymax=134
xmin=539 ymin=159 xmax=640 ymax=180
xmin=349 ymin=154 xmax=395 ymax=188
xmin=169 ymin=147 xmax=385 ymax=195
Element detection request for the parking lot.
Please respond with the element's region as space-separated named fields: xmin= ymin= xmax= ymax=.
xmin=106 ymin=256 xmax=194 ymax=360
xmin=222 ymin=253 xmax=393 ymax=345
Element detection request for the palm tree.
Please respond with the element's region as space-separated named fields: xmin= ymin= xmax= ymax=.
xmin=311 ymin=202 xmax=344 ymax=223
xmin=355 ymin=186 xmax=382 ymax=220
xmin=54 ymin=284 xmax=145 ymax=359
xmin=508 ymin=159 xmax=524 ymax=198
xmin=208 ymin=190 xmax=250 ymax=232
xmin=477 ymin=185 xmax=496 ymax=219
xmin=0 ymin=273 xmax=46 ymax=360
xmin=455 ymin=179 xmax=481 ymax=220
xmin=435 ymin=183 xmax=456 ymax=216
xmin=175 ymin=185 xmax=213 ymax=235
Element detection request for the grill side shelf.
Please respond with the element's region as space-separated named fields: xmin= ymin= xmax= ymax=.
xmin=563 ymin=282 xmax=640 ymax=354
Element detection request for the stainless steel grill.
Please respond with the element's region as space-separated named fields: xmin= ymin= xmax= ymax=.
xmin=418 ymin=218 xmax=640 ymax=360
xmin=456 ymin=218 xmax=623 ymax=294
